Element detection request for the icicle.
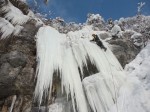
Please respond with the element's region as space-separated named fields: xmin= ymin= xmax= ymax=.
xmin=35 ymin=25 xmax=125 ymax=112
xmin=0 ymin=17 xmax=15 ymax=39
xmin=35 ymin=26 xmax=64 ymax=105
xmin=61 ymin=47 xmax=88 ymax=112
xmin=35 ymin=26 xmax=88 ymax=112
xmin=1 ymin=2 xmax=29 ymax=25
xmin=0 ymin=18 xmax=23 ymax=39
xmin=83 ymin=73 xmax=122 ymax=112
xmin=9 ymin=95 xmax=17 ymax=112
xmin=13 ymin=25 xmax=24 ymax=36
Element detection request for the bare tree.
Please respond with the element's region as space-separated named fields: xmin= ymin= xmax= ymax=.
xmin=137 ymin=2 xmax=145 ymax=15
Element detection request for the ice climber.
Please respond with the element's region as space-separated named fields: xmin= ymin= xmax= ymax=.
xmin=90 ymin=34 xmax=107 ymax=51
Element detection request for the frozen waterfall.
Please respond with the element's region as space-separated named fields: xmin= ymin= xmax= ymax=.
xmin=35 ymin=26 xmax=125 ymax=112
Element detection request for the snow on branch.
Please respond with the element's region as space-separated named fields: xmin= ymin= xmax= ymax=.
xmin=137 ymin=2 xmax=146 ymax=15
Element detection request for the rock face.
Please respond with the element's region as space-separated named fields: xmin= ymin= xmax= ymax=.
xmin=0 ymin=13 xmax=37 ymax=112
xmin=0 ymin=41 xmax=35 ymax=111
xmin=1 ymin=51 xmax=27 ymax=68
xmin=108 ymin=38 xmax=140 ymax=67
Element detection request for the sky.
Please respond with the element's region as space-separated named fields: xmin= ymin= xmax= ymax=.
xmin=27 ymin=0 xmax=150 ymax=23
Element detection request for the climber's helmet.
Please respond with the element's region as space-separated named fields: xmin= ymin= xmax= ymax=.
xmin=92 ymin=34 xmax=96 ymax=38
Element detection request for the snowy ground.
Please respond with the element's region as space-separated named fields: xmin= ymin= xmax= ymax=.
xmin=109 ymin=42 xmax=150 ymax=112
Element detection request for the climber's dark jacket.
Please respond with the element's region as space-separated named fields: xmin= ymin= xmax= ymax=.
xmin=90 ymin=34 xmax=107 ymax=51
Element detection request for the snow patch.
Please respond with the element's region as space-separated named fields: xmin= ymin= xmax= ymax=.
xmin=83 ymin=73 xmax=125 ymax=112
xmin=0 ymin=17 xmax=15 ymax=39
xmin=49 ymin=103 xmax=64 ymax=112
xmin=109 ymin=42 xmax=150 ymax=112
xmin=111 ymin=25 xmax=122 ymax=38
xmin=131 ymin=32 xmax=143 ymax=47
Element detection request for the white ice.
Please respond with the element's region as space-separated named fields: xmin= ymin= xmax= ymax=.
xmin=49 ymin=103 xmax=64 ymax=112
xmin=9 ymin=95 xmax=17 ymax=112
xmin=1 ymin=2 xmax=29 ymax=25
xmin=0 ymin=17 xmax=15 ymax=39
xmin=111 ymin=25 xmax=122 ymax=38
xmin=83 ymin=73 xmax=125 ymax=112
xmin=35 ymin=25 xmax=125 ymax=112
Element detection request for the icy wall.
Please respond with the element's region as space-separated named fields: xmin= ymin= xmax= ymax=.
xmin=35 ymin=26 xmax=125 ymax=112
